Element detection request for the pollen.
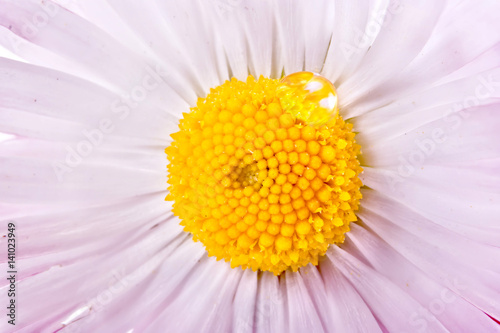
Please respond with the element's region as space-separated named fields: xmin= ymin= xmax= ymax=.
xmin=166 ymin=74 xmax=363 ymax=275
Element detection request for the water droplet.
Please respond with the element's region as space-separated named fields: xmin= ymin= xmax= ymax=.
xmin=278 ymin=71 xmax=339 ymax=127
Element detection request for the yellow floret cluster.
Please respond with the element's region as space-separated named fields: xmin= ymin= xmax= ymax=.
xmin=166 ymin=75 xmax=363 ymax=275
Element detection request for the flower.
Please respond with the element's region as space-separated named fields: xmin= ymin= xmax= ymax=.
xmin=1 ymin=0 xmax=499 ymax=332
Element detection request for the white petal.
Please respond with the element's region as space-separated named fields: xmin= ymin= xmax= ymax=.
xmin=275 ymin=0 xmax=336 ymax=75
xmin=321 ymin=0 xmax=378 ymax=83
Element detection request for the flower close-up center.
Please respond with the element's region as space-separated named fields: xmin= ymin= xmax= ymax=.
xmin=166 ymin=72 xmax=363 ymax=275
xmin=3 ymin=1 xmax=500 ymax=331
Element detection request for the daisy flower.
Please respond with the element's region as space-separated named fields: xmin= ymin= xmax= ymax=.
xmin=1 ymin=0 xmax=500 ymax=332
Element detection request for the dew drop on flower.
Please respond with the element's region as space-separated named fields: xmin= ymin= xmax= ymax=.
xmin=278 ymin=71 xmax=339 ymax=127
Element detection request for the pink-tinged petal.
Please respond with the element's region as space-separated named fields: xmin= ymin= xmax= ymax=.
xmin=255 ymin=272 xmax=288 ymax=333
xmin=344 ymin=0 xmax=500 ymax=117
xmin=314 ymin=260 xmax=382 ymax=332
xmin=0 ymin=219 xmax=184 ymax=332
xmin=4 ymin=195 xmax=173 ymax=274
xmin=0 ymin=1 xmax=498 ymax=332
xmin=283 ymin=271 xmax=325 ymax=333
xmin=358 ymin=190 xmax=500 ymax=320
xmin=292 ymin=265 xmax=335 ymax=330
xmin=0 ymin=0 xmax=142 ymax=91
xmin=354 ymin=67 xmax=500 ymax=153
xmin=52 ymin=0 xmax=154 ymax=60
xmin=151 ymin=0 xmax=233 ymax=93
xmin=338 ymin=0 xmax=445 ymax=108
xmin=0 ymin=0 xmax=196 ymax=103
xmin=64 ymin=239 xmax=206 ymax=332
xmin=360 ymin=102 xmax=500 ymax=169
xmin=329 ymin=246 xmax=449 ymax=333
xmin=232 ymin=269 xmax=258 ymax=333
xmin=0 ymin=108 xmax=84 ymax=142
xmin=0 ymin=24 xmax=84 ymax=76
xmin=361 ymin=164 xmax=500 ymax=245
xmin=0 ymin=58 xmax=182 ymax=142
xmin=99 ymin=0 xmax=224 ymax=101
xmin=141 ymin=256 xmax=243 ymax=333
xmin=0 ymin=137 xmax=168 ymax=174
xmin=0 ymin=148 xmax=165 ymax=205
xmin=358 ymin=189 xmax=500 ymax=271
xmin=347 ymin=224 xmax=500 ymax=332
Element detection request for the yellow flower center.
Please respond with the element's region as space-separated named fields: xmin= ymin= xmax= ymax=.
xmin=165 ymin=72 xmax=363 ymax=275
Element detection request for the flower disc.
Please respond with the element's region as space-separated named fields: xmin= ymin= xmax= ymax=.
xmin=166 ymin=74 xmax=363 ymax=275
